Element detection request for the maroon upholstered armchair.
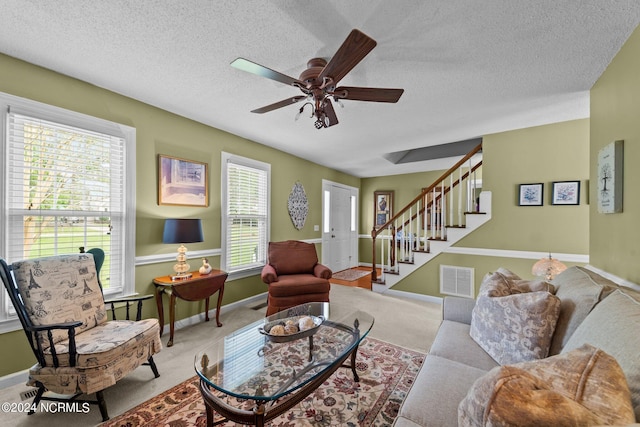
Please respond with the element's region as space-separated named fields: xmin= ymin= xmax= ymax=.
xmin=261 ymin=240 xmax=332 ymax=316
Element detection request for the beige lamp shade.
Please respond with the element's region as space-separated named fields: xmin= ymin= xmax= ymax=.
xmin=532 ymin=254 xmax=567 ymax=280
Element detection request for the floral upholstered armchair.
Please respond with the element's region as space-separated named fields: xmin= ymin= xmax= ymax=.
xmin=0 ymin=253 xmax=162 ymax=421
xmin=261 ymin=240 xmax=332 ymax=316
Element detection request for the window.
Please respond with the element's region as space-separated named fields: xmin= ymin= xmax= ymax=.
xmin=221 ymin=152 xmax=270 ymax=276
xmin=0 ymin=92 xmax=136 ymax=332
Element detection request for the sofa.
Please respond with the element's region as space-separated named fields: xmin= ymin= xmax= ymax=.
xmin=394 ymin=266 xmax=640 ymax=426
xmin=261 ymin=240 xmax=332 ymax=316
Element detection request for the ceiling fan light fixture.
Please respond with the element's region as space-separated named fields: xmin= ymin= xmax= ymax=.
xmin=295 ymin=102 xmax=314 ymax=121
xmin=233 ymin=29 xmax=403 ymax=129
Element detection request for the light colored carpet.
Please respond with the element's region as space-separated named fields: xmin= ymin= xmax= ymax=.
xmin=0 ymin=284 xmax=442 ymax=426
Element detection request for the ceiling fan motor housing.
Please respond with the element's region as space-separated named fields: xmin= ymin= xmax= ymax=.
xmin=299 ymin=58 xmax=329 ymax=88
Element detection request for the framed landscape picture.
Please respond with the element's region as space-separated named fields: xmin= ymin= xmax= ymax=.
xmin=518 ymin=183 xmax=543 ymax=206
xmin=158 ymin=154 xmax=208 ymax=207
xmin=374 ymin=190 xmax=394 ymax=229
xmin=552 ymin=181 xmax=580 ymax=205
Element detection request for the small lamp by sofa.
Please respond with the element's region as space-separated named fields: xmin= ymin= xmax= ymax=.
xmin=163 ymin=218 xmax=204 ymax=279
xmin=532 ymin=253 xmax=567 ymax=280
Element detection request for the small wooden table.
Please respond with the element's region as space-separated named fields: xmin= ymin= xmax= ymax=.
xmin=153 ymin=269 xmax=228 ymax=347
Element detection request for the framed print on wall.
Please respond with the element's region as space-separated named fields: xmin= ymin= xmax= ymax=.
xmin=552 ymin=181 xmax=580 ymax=205
xmin=158 ymin=154 xmax=209 ymax=207
xmin=518 ymin=183 xmax=543 ymax=206
xmin=597 ymin=140 xmax=623 ymax=213
xmin=374 ymin=190 xmax=394 ymax=229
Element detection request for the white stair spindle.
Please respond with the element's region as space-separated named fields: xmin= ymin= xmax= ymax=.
xmin=442 ymin=190 xmax=446 ymax=239
xmin=467 ymin=158 xmax=472 ymax=212
xmin=473 ymin=168 xmax=477 ymax=212
xmin=450 ymin=174 xmax=454 ymax=226
xmin=458 ymin=167 xmax=463 ymax=225
xmin=431 ymin=187 xmax=436 ymax=239
xmin=423 ymin=197 xmax=427 ymax=250
xmin=381 ymin=228 xmax=385 ymax=280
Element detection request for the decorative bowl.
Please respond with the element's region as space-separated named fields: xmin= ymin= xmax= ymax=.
xmin=258 ymin=315 xmax=324 ymax=343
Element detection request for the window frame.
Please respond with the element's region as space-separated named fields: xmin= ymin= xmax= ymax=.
xmin=0 ymin=92 xmax=136 ymax=333
xmin=220 ymin=152 xmax=270 ymax=279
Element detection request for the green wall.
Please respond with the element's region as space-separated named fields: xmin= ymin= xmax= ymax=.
xmin=0 ymin=53 xmax=358 ymax=376
xmin=463 ymin=119 xmax=590 ymax=254
xmin=590 ymin=25 xmax=640 ymax=284
xmin=363 ymin=119 xmax=590 ymax=296
xmin=2 ymin=22 xmax=639 ymax=377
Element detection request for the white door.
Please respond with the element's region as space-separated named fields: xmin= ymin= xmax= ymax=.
xmin=322 ymin=181 xmax=358 ymax=273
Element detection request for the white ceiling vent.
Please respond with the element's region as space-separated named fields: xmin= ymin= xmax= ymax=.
xmin=440 ymin=265 xmax=474 ymax=298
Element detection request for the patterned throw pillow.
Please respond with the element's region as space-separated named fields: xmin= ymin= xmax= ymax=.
xmin=470 ymin=271 xmax=561 ymax=365
xmin=12 ymin=254 xmax=107 ymax=349
xmin=459 ymin=344 xmax=636 ymax=427
xmin=477 ymin=271 xmax=522 ymax=297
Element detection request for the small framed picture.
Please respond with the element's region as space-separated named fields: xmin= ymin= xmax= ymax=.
xmin=518 ymin=183 xmax=543 ymax=206
xmin=158 ymin=154 xmax=209 ymax=207
xmin=374 ymin=190 xmax=394 ymax=229
xmin=552 ymin=181 xmax=580 ymax=205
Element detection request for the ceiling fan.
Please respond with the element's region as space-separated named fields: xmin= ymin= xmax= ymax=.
xmin=231 ymin=29 xmax=404 ymax=129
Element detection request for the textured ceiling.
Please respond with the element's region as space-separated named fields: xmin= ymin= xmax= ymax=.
xmin=1 ymin=1 xmax=640 ymax=177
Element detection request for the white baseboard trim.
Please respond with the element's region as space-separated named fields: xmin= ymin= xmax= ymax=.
xmin=383 ymin=288 xmax=443 ymax=305
xmin=0 ymin=368 xmax=30 ymax=391
xmin=0 ymin=292 xmax=269 ymax=391
xmin=167 ymin=292 xmax=267 ymax=333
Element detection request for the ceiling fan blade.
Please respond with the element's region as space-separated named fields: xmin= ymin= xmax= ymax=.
xmin=334 ymin=86 xmax=404 ymax=103
xmin=251 ymin=96 xmax=307 ymax=114
xmin=323 ymin=98 xmax=339 ymax=127
xmin=231 ymin=58 xmax=305 ymax=87
xmin=318 ymin=29 xmax=377 ymax=86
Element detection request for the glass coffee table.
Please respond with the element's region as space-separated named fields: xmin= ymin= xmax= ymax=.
xmin=194 ymin=302 xmax=374 ymax=426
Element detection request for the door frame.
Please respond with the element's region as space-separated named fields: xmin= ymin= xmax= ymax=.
xmin=321 ymin=180 xmax=359 ymax=272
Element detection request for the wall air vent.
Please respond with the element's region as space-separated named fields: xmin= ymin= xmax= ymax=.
xmin=440 ymin=265 xmax=474 ymax=298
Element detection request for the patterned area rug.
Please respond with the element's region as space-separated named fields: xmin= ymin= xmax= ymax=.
xmin=331 ymin=269 xmax=371 ymax=282
xmin=101 ymin=337 xmax=424 ymax=426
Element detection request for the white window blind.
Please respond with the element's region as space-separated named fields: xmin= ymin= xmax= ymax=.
xmin=1 ymin=92 xmax=136 ymax=332
xmin=221 ymin=153 xmax=270 ymax=274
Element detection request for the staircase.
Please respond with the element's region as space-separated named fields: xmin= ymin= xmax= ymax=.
xmin=370 ymin=143 xmax=492 ymax=293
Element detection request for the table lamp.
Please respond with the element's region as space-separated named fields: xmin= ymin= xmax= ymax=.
xmin=163 ymin=218 xmax=204 ymax=280
xmin=532 ymin=253 xmax=567 ymax=281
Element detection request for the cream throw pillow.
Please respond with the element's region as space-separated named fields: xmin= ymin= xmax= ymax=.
xmin=458 ymin=344 xmax=635 ymax=427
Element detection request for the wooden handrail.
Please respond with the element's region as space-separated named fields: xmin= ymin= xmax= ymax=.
xmin=372 ymin=142 xmax=482 ymax=240
xmin=395 ymin=160 xmax=482 ymax=232
xmin=371 ymin=142 xmax=482 ymax=282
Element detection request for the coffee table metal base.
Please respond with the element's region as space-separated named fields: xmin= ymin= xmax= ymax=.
xmin=199 ymin=342 xmax=360 ymax=426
